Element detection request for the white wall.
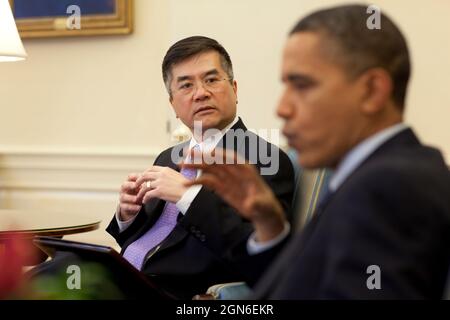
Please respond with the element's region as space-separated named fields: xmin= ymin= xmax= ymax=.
xmin=0 ymin=0 xmax=171 ymax=151
xmin=1 ymin=0 xmax=449 ymax=246
xmin=0 ymin=0 xmax=172 ymax=247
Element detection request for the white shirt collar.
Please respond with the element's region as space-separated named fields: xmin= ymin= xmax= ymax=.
xmin=188 ymin=116 xmax=239 ymax=153
xmin=328 ymin=123 xmax=409 ymax=192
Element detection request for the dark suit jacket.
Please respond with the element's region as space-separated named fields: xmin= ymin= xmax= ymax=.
xmin=106 ymin=118 xmax=295 ymax=299
xmin=251 ymin=128 xmax=450 ymax=299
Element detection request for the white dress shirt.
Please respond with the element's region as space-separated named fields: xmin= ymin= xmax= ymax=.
xmin=116 ymin=116 xmax=240 ymax=232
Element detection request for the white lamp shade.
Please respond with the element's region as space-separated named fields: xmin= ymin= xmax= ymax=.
xmin=0 ymin=0 xmax=27 ymax=62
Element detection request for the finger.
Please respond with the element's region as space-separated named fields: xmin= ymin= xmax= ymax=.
xmin=121 ymin=181 xmax=139 ymax=193
xmin=183 ymin=163 xmax=236 ymax=189
xmin=186 ymin=175 xmax=222 ymax=191
xmin=120 ymin=203 xmax=141 ymax=213
xmin=120 ymin=193 xmax=138 ymax=204
xmin=209 ymin=148 xmax=240 ymax=165
xmin=136 ymin=179 xmax=160 ymax=203
xmin=142 ymin=189 xmax=160 ymax=204
xmin=182 ymin=160 xmax=223 ymax=172
xmin=127 ymin=173 xmax=140 ymax=181
xmin=181 ymin=162 xmax=207 ymax=171
xmin=143 ymin=165 xmax=164 ymax=173
xmin=135 ymin=172 xmax=159 ymax=188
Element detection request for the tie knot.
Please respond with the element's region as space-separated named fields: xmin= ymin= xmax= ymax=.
xmin=181 ymin=166 xmax=196 ymax=180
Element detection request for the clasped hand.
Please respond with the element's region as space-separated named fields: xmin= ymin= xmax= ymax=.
xmin=118 ymin=166 xmax=189 ymax=221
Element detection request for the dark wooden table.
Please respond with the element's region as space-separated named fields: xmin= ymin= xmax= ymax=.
xmin=0 ymin=209 xmax=101 ymax=264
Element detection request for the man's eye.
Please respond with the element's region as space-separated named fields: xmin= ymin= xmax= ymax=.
xmin=293 ymin=82 xmax=314 ymax=90
xmin=179 ymin=83 xmax=193 ymax=90
xmin=205 ymin=77 xmax=219 ymax=84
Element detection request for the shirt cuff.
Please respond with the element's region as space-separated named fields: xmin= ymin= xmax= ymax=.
xmin=176 ymin=185 xmax=202 ymax=214
xmin=115 ymin=205 xmax=137 ymax=232
xmin=246 ymin=222 xmax=291 ymax=255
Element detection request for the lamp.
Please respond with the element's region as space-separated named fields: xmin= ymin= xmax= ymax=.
xmin=0 ymin=0 xmax=27 ymax=62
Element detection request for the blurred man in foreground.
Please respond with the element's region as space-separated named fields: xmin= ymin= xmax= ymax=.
xmin=186 ymin=5 xmax=450 ymax=299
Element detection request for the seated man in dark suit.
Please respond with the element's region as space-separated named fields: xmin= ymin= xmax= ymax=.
xmin=106 ymin=36 xmax=295 ymax=299
xmin=186 ymin=5 xmax=450 ymax=299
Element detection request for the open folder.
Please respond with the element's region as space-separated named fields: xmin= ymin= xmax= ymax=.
xmin=32 ymin=236 xmax=176 ymax=300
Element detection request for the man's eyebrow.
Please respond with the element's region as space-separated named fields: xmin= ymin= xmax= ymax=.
xmin=175 ymin=69 xmax=219 ymax=83
xmin=176 ymin=75 xmax=192 ymax=82
xmin=283 ymin=73 xmax=316 ymax=83
xmin=203 ymin=69 xmax=219 ymax=77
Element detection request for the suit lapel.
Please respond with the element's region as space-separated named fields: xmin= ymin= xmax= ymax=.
xmin=221 ymin=117 xmax=248 ymax=153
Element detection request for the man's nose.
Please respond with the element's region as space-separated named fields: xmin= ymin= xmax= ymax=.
xmin=193 ymin=82 xmax=211 ymax=101
xmin=276 ymin=90 xmax=292 ymax=119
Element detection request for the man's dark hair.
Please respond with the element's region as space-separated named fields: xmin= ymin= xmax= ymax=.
xmin=291 ymin=4 xmax=411 ymax=109
xmin=162 ymin=36 xmax=234 ymax=97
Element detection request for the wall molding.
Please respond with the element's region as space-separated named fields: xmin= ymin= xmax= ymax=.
xmin=0 ymin=145 xmax=162 ymax=156
xmin=0 ymin=146 xmax=161 ymax=192
xmin=0 ymin=146 xmax=166 ymax=246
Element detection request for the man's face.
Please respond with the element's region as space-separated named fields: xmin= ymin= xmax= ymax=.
xmin=169 ymin=51 xmax=237 ymax=133
xmin=277 ymin=32 xmax=368 ymax=169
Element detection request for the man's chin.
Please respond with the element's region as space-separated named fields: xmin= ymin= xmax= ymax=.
xmin=192 ymin=118 xmax=220 ymax=132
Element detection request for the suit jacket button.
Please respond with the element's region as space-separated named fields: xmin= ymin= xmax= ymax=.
xmin=190 ymin=226 xmax=196 ymax=233
xmin=199 ymin=235 xmax=206 ymax=242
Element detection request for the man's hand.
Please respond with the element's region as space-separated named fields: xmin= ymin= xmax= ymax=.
xmin=118 ymin=173 xmax=142 ymax=221
xmin=135 ymin=166 xmax=190 ymax=205
xmin=183 ymin=150 xmax=286 ymax=242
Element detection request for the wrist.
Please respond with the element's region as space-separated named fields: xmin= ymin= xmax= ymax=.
xmin=252 ymin=201 xmax=286 ymax=242
xmin=118 ymin=208 xmax=136 ymax=222
xmin=175 ymin=186 xmax=189 ymax=203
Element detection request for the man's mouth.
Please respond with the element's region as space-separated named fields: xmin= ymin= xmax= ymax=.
xmin=282 ymin=128 xmax=294 ymax=140
xmin=283 ymin=128 xmax=299 ymax=148
xmin=195 ymin=106 xmax=216 ymax=115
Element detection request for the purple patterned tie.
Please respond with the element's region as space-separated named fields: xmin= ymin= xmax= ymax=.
xmin=123 ymin=154 xmax=198 ymax=270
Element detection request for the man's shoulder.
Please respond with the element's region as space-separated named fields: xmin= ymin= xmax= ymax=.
xmin=342 ymin=141 xmax=450 ymax=208
xmin=362 ymin=141 xmax=448 ymax=179
xmin=322 ymin=143 xmax=450 ymax=238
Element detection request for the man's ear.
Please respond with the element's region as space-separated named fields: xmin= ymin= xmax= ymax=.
xmin=232 ymin=80 xmax=238 ymax=96
xmin=169 ymin=97 xmax=179 ymax=118
xmin=360 ymin=68 xmax=393 ymax=115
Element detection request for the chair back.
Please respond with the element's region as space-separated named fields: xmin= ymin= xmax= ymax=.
xmin=286 ymin=149 xmax=331 ymax=232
